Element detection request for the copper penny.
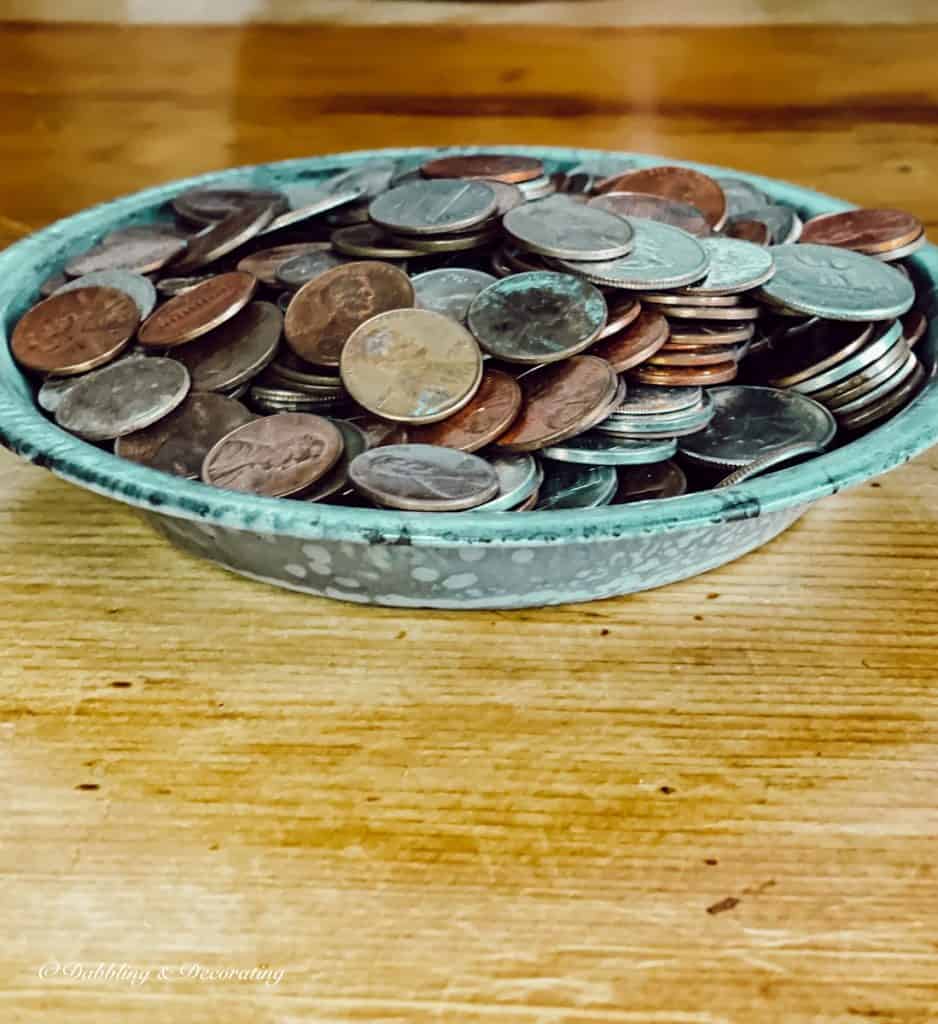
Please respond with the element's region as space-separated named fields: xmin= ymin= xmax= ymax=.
xmin=138 ymin=271 xmax=257 ymax=348
xmin=726 ymin=218 xmax=770 ymax=245
xmin=237 ymin=243 xmax=332 ymax=286
xmin=340 ymin=308 xmax=482 ymax=424
xmin=598 ymin=296 xmax=642 ymax=338
xmin=902 ymin=310 xmax=928 ymax=348
xmin=201 ymin=412 xmax=342 ymax=497
xmin=589 ymin=309 xmax=669 ymax=372
xmin=629 ymin=361 xmax=738 ymax=386
xmin=285 ymin=261 xmax=414 ymax=367
xmin=647 ymin=343 xmax=742 ymax=367
xmin=406 ymin=368 xmax=522 ymax=451
xmin=65 ymin=235 xmax=186 ymax=277
xmin=420 ymin=154 xmax=544 ymax=184
xmin=11 ymin=286 xmax=139 ymax=375
xmin=668 ymin=323 xmax=755 ymax=347
xmin=494 ymin=355 xmax=619 ymax=452
xmin=116 ymin=392 xmax=255 ymax=478
xmin=800 ymin=209 xmax=924 ymax=254
xmin=588 ymin=191 xmax=712 ymax=238
xmin=595 ymin=166 xmax=727 ymax=229
xmin=171 ymin=201 xmax=277 ymax=273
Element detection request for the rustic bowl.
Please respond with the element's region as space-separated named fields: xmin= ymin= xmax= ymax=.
xmin=0 ymin=146 xmax=935 ymax=608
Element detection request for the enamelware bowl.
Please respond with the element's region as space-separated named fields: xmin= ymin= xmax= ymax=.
xmin=0 ymin=146 xmax=935 ymax=609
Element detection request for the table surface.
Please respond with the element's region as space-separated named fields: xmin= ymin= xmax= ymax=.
xmin=2 ymin=21 xmax=937 ymax=1024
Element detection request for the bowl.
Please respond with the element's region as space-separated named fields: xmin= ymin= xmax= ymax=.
xmin=0 ymin=146 xmax=936 ymax=610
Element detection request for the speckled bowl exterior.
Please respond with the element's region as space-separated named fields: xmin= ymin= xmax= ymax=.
xmin=1 ymin=147 xmax=936 ymax=609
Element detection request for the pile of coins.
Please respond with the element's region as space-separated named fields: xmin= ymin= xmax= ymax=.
xmin=9 ymin=151 xmax=931 ymax=512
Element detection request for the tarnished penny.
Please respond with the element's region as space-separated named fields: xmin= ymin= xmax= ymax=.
xmin=340 ymin=308 xmax=482 ymax=424
xmin=589 ymin=308 xmax=669 ymax=371
xmin=588 ymin=192 xmax=712 ymax=238
xmin=349 ymin=444 xmax=498 ymax=511
xmin=648 ymin=344 xmax=741 ymax=366
xmin=420 ymin=153 xmax=543 ymax=184
xmin=596 ymin=166 xmax=727 ymax=229
xmin=668 ymin=323 xmax=755 ymax=346
xmin=629 ymin=361 xmax=738 ymax=386
xmin=494 ymin=354 xmax=619 ymax=452
xmin=800 ymin=209 xmax=924 ymax=254
xmin=599 ymin=296 xmax=642 ymax=338
xmin=138 ymin=271 xmax=257 ymax=348
xmin=406 ymin=368 xmax=521 ymax=451
xmin=201 ymin=412 xmax=342 ymax=497
xmin=237 ymin=243 xmax=332 ymax=286
xmin=171 ymin=200 xmax=277 ymax=273
xmin=55 ymin=356 xmax=190 ymax=441
xmin=11 ymin=286 xmax=140 ymax=375
xmin=174 ymin=301 xmax=282 ymax=391
xmin=115 ymin=392 xmax=255 ymax=478
xmin=172 ymin=187 xmax=287 ymax=225
xmin=65 ymin=235 xmax=186 ymax=277
xmin=285 ymin=261 xmax=415 ymax=367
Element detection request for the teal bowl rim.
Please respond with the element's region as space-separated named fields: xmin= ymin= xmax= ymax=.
xmin=0 ymin=144 xmax=935 ymax=546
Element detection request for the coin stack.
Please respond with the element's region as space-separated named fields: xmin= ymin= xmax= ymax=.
xmin=9 ymin=151 xmax=931 ymax=512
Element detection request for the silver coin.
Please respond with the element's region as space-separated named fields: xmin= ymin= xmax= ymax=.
xmin=104 ymin=223 xmax=187 ymax=245
xmin=656 ymin=303 xmax=760 ymax=321
xmin=276 ymin=250 xmax=348 ymax=289
xmin=55 ymin=357 xmax=190 ymax=441
xmin=875 ymin=233 xmax=927 ymax=262
xmin=714 ymin=441 xmax=824 ymax=488
xmin=758 ymin=244 xmax=915 ymax=321
xmin=412 ymin=268 xmax=497 ymax=322
xmin=830 ymin=350 xmax=919 ymax=415
xmin=588 ymin=192 xmax=712 ymax=238
xmin=369 ymin=180 xmax=497 ymax=237
xmin=534 ymin=462 xmax=618 ymax=509
xmin=554 ymin=219 xmax=709 ymax=290
xmin=811 ymin=336 xmax=911 ymax=407
xmin=642 ymin=292 xmax=739 ymax=307
xmin=38 ymin=351 xmax=149 ymax=413
xmin=174 ymin=301 xmax=282 ymax=392
xmin=53 ymin=270 xmax=158 ymax=319
xmin=516 ymin=175 xmax=556 ymax=200
xmin=714 ymin=177 xmax=772 ymax=218
xmin=467 ymin=271 xmax=607 ymax=364
xmin=570 ymin=157 xmax=642 ymax=179
xmin=260 ymin=188 xmax=362 ymax=235
xmin=541 ymin=433 xmax=677 ymax=466
xmin=171 ymin=200 xmax=277 ymax=273
xmin=791 ymin=320 xmax=905 ymax=394
xmin=503 ymin=195 xmax=634 ymax=261
xmin=683 ymin=237 xmax=775 ymax=295
xmin=332 ymin=223 xmax=422 ymax=259
xmin=349 ymin=443 xmax=499 ymax=511
xmin=157 ymin=274 xmax=214 ymax=296
xmin=616 ymin=383 xmax=703 ymax=416
xmin=678 ymin=385 xmax=836 ymax=468
xmin=303 ymin=160 xmax=398 ymax=202
xmin=485 ymin=180 xmax=525 ymax=215
xmin=753 ymin=206 xmax=803 ymax=244
xmin=600 ymin=393 xmax=714 ymax=437
xmin=473 ymin=453 xmax=543 ymax=511
xmin=305 ymin=420 xmax=370 ymax=503
xmin=65 ymin=235 xmax=185 ymax=277
xmin=172 ymin=187 xmax=287 ymax=225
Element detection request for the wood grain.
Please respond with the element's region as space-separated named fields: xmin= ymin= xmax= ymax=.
xmin=1 ymin=22 xmax=937 ymax=1024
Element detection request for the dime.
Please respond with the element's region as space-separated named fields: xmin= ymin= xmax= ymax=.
xmin=115 ymin=392 xmax=255 ymax=478
xmin=599 ymin=394 xmax=714 ymax=439
xmin=629 ymin=361 xmax=738 ymax=386
xmin=800 ymin=209 xmax=924 ymax=254
xmin=55 ymin=356 xmax=190 ymax=441
xmin=613 ymin=382 xmax=703 ymax=416
xmin=406 ymin=368 xmax=521 ymax=451
xmin=534 ymin=462 xmax=618 ymax=510
xmin=201 ymin=412 xmax=343 ymax=497
xmin=157 ymin=275 xmax=214 ymax=296
xmin=874 ymin=233 xmax=926 ymax=262
xmin=596 ymin=166 xmax=727 ymax=229
xmin=473 ymin=453 xmax=542 ymax=511
xmin=554 ymin=219 xmax=709 ymax=290
xmin=305 ymin=419 xmax=370 ymax=502
xmin=589 ymin=308 xmax=669 ymax=371
xmin=762 ymin=320 xmax=874 ymax=387
xmin=615 ymin=460 xmax=687 ymax=501
xmin=369 ymin=180 xmax=497 ymax=236
xmin=12 ymin=286 xmax=139 ymax=375
xmin=285 ymin=261 xmax=415 ymax=367
xmin=599 ymin=296 xmax=642 ymax=338
xmin=837 ymin=358 xmax=924 ymax=431
xmin=340 ymin=308 xmax=482 ymax=424
xmin=515 ymin=174 xmax=556 ymax=200
xmin=713 ymin=441 xmax=823 ymax=488
xmin=588 ymin=191 xmax=712 ymax=238
xmin=683 ymin=237 xmax=775 ymax=295
xmin=485 ymin=180 xmax=525 ymax=215
xmin=494 ymin=355 xmax=619 ymax=452
xmin=349 ymin=443 xmax=498 ymax=511
xmin=331 ymin=223 xmax=421 ymax=259
xmin=174 ymin=301 xmax=282 ymax=392
xmin=758 ymin=244 xmax=915 ymax=321
xmin=420 ymin=153 xmax=544 ymax=184
xmin=412 ymin=268 xmax=497 ymax=321
xmin=725 ymin=218 xmax=770 ymax=245
xmin=65 ymin=235 xmax=186 ymax=277
xmin=467 ymin=271 xmax=607 ymax=364
xmin=172 ymin=187 xmax=287 ymax=225
xmin=678 ymin=385 xmax=836 ymax=468
xmin=138 ymin=271 xmax=257 ymax=348
xmin=503 ymin=195 xmax=635 ymax=261
xmin=171 ymin=200 xmax=277 ymax=273
xmin=237 ymin=243 xmax=332 ymax=286
xmin=53 ymin=270 xmax=157 ymax=319
xmin=541 ymin=433 xmax=678 ymax=466
xmin=277 ymin=249 xmax=350 ymax=289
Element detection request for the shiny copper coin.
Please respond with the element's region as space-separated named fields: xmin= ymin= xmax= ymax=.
xmin=171 ymin=201 xmax=277 ymax=273
xmin=726 ymin=218 xmax=770 ymax=245
xmin=11 ymin=286 xmax=139 ymax=375
xmin=595 ymin=166 xmax=727 ymax=229
xmin=236 ymin=243 xmax=331 ymax=286
xmin=648 ymin=344 xmax=741 ymax=367
xmin=615 ymin=460 xmax=687 ymax=502
xmin=588 ymin=191 xmax=712 ymax=238
xmin=406 ymin=368 xmax=522 ymax=451
xmin=284 ymin=261 xmax=414 ymax=367
xmin=800 ymin=209 xmax=924 ymax=254
xmin=589 ymin=308 xmax=669 ymax=372
xmin=420 ymin=154 xmax=544 ymax=184
xmin=138 ymin=271 xmax=257 ymax=348
xmin=495 ymin=355 xmax=619 ymax=452
xmin=598 ymin=296 xmax=642 ymax=338
xmin=115 ymin=392 xmax=255 ymax=478
xmin=65 ymin=235 xmax=186 ymax=277
xmin=902 ymin=310 xmax=928 ymax=348
xmin=629 ymin=361 xmax=738 ymax=386
xmin=201 ymin=412 xmax=343 ymax=497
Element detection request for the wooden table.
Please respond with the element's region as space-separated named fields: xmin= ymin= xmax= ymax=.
xmin=2 ymin=22 xmax=937 ymax=1023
